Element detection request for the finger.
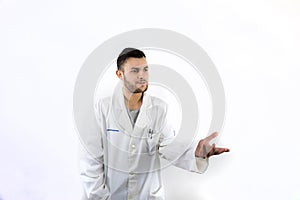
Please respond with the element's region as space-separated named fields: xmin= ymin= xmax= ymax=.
xmin=214 ymin=147 xmax=230 ymax=155
xmin=204 ymin=131 xmax=218 ymax=142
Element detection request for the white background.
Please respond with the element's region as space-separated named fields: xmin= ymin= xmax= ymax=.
xmin=1 ymin=0 xmax=300 ymax=199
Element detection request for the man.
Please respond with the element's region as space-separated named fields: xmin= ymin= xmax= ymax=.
xmin=80 ymin=48 xmax=229 ymax=200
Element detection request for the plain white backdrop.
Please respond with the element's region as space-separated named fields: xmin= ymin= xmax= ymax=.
xmin=1 ymin=0 xmax=300 ymax=199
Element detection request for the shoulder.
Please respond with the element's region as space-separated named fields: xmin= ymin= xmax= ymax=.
xmin=146 ymin=94 xmax=169 ymax=113
xmin=95 ymin=96 xmax=111 ymax=107
xmin=94 ymin=96 xmax=111 ymax=116
xmin=148 ymin=95 xmax=166 ymax=105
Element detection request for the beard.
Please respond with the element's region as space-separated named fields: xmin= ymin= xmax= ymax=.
xmin=124 ymin=76 xmax=148 ymax=93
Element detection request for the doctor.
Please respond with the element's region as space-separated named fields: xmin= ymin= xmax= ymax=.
xmin=79 ymin=48 xmax=230 ymax=200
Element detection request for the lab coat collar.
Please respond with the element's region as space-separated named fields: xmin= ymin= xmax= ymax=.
xmin=111 ymin=83 xmax=151 ymax=134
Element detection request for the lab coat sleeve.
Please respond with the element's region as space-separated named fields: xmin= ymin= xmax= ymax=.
xmin=158 ymin=105 xmax=209 ymax=174
xmin=78 ymin=99 xmax=110 ymax=200
xmin=79 ymin=145 xmax=110 ymax=200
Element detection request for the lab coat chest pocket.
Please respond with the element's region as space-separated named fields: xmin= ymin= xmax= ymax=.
xmin=145 ymin=126 xmax=160 ymax=155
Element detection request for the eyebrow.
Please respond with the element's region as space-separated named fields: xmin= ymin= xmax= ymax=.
xmin=131 ymin=66 xmax=148 ymax=70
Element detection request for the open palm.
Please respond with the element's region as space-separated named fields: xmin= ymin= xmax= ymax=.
xmin=195 ymin=132 xmax=230 ymax=158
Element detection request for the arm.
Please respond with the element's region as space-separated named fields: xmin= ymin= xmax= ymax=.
xmin=158 ymin=119 xmax=210 ymax=174
xmin=79 ymin=99 xmax=110 ymax=200
xmin=79 ymin=145 xmax=109 ymax=200
xmin=158 ymin=106 xmax=229 ymax=174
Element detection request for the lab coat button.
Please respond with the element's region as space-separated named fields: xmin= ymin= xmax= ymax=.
xmin=131 ymin=144 xmax=136 ymax=149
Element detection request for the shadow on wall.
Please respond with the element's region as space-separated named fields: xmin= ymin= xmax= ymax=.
xmin=166 ymin=192 xmax=204 ymax=200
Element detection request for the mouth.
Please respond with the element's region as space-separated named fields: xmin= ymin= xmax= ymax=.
xmin=136 ymin=81 xmax=147 ymax=84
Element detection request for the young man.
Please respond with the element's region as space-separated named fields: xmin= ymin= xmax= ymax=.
xmin=80 ymin=48 xmax=229 ymax=200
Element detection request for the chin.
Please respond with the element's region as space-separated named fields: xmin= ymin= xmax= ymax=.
xmin=133 ymin=86 xmax=148 ymax=93
xmin=133 ymin=89 xmax=145 ymax=93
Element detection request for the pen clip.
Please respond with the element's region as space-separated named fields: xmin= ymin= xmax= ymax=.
xmin=148 ymin=129 xmax=154 ymax=139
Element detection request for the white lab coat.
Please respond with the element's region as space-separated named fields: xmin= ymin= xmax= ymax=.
xmin=79 ymin=88 xmax=209 ymax=200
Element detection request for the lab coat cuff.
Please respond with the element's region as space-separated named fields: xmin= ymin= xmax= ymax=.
xmin=189 ymin=140 xmax=209 ymax=173
xmin=194 ymin=156 xmax=209 ymax=173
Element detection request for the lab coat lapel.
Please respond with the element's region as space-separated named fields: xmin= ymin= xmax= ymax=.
xmin=111 ymin=82 xmax=151 ymax=135
xmin=132 ymin=93 xmax=151 ymax=136
xmin=111 ymin=86 xmax=133 ymax=133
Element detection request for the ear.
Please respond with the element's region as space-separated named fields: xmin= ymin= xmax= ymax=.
xmin=116 ymin=70 xmax=123 ymax=80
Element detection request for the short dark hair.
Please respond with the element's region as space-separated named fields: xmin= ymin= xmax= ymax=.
xmin=117 ymin=48 xmax=146 ymax=70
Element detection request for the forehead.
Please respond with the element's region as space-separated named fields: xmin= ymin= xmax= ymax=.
xmin=123 ymin=57 xmax=147 ymax=69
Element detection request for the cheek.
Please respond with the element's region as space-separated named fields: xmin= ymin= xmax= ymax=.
xmin=124 ymin=74 xmax=136 ymax=82
xmin=145 ymin=73 xmax=149 ymax=80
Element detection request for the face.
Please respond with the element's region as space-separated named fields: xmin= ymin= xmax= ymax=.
xmin=117 ymin=57 xmax=149 ymax=93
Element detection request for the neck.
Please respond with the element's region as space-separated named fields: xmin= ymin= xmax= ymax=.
xmin=123 ymin=87 xmax=143 ymax=111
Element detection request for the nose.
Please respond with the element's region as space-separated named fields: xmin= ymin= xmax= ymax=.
xmin=137 ymin=70 xmax=147 ymax=79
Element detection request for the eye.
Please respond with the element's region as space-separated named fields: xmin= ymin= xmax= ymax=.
xmin=144 ymin=68 xmax=148 ymax=72
xmin=131 ymin=69 xmax=138 ymax=73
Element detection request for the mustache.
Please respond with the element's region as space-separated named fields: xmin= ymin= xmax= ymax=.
xmin=136 ymin=80 xmax=148 ymax=83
